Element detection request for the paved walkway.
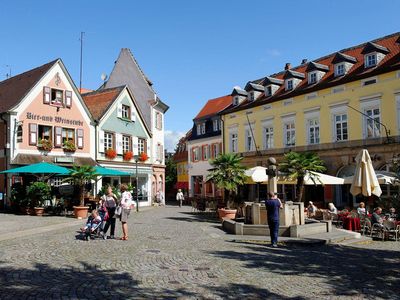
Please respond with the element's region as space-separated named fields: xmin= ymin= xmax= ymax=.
xmin=0 ymin=206 xmax=399 ymax=299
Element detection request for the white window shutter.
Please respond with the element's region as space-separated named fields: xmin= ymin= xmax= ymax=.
xmin=132 ymin=136 xmax=138 ymax=155
xmin=65 ymin=90 xmax=72 ymax=108
xmin=99 ymin=130 xmax=104 ymax=153
xmin=130 ymin=111 xmax=136 ymax=122
xmin=116 ymin=133 xmax=123 ymax=155
xmin=77 ymin=129 xmax=84 ymax=149
xmin=117 ymin=103 xmax=122 ymax=118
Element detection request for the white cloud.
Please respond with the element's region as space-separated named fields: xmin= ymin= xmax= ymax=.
xmin=164 ymin=130 xmax=185 ymax=152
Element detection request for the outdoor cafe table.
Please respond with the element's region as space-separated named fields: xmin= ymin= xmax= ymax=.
xmin=341 ymin=214 xmax=361 ymax=231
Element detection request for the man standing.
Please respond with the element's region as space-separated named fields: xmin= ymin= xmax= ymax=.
xmin=265 ymin=191 xmax=283 ymax=248
xmin=176 ymin=189 xmax=185 ymax=207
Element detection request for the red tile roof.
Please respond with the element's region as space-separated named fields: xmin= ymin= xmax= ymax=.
xmin=79 ymin=88 xmax=93 ymax=94
xmin=224 ymin=32 xmax=400 ymax=114
xmin=194 ymin=95 xmax=232 ymax=120
xmin=0 ymin=59 xmax=58 ymax=113
xmin=82 ymin=86 xmax=124 ymax=120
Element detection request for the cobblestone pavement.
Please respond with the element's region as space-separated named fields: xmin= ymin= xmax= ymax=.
xmin=0 ymin=206 xmax=399 ymax=299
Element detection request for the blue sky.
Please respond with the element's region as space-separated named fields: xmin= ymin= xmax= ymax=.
xmin=1 ymin=0 xmax=399 ymax=150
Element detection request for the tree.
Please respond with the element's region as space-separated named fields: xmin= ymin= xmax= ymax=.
xmin=206 ymin=153 xmax=247 ymax=208
xmin=165 ymin=156 xmax=177 ymax=193
xmin=63 ymin=165 xmax=98 ymax=206
xmin=279 ymin=151 xmax=326 ymax=202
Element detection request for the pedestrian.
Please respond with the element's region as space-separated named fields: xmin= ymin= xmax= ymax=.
xmin=265 ymin=191 xmax=283 ymax=248
xmin=119 ymin=184 xmax=134 ymax=241
xmin=100 ymin=186 xmax=117 ymax=239
xmin=176 ymin=189 xmax=184 ymax=207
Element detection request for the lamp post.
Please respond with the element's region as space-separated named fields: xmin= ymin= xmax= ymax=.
xmin=133 ymin=155 xmax=139 ymax=212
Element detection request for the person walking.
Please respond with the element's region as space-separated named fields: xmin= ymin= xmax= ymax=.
xmin=176 ymin=189 xmax=185 ymax=207
xmin=100 ymin=186 xmax=117 ymax=239
xmin=265 ymin=191 xmax=283 ymax=248
xmin=119 ymin=184 xmax=133 ymax=241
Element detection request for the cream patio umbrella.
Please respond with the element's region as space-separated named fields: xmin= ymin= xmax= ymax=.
xmin=245 ymin=166 xmax=268 ymax=202
xmin=277 ymin=171 xmax=344 ymax=185
xmin=350 ymin=149 xmax=382 ymax=197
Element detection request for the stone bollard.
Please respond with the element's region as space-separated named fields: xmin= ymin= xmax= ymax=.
xmin=252 ymin=203 xmax=261 ymax=225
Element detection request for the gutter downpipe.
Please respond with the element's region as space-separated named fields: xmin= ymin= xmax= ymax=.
xmin=0 ymin=113 xmax=9 ymax=209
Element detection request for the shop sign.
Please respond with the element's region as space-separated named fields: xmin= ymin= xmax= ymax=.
xmin=55 ymin=156 xmax=74 ymax=163
xmin=26 ymin=112 xmax=84 ymax=126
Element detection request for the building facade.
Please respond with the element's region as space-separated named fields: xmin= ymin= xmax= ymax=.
xmin=187 ymin=95 xmax=231 ymax=197
xmin=0 ymin=59 xmax=95 ymax=206
xmin=104 ymin=48 xmax=169 ymax=202
xmin=221 ymin=32 xmax=400 ymax=207
xmin=173 ymin=129 xmax=192 ymax=194
xmin=82 ymin=86 xmax=153 ymax=207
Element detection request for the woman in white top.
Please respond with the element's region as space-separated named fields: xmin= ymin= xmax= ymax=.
xmin=357 ymin=202 xmax=367 ymax=216
xmin=100 ymin=186 xmax=117 ymax=239
xmin=328 ymin=203 xmax=338 ymax=214
xmin=119 ymin=184 xmax=133 ymax=240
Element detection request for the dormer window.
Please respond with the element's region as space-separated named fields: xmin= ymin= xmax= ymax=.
xmin=262 ymin=76 xmax=283 ymax=97
xmin=308 ymin=72 xmax=317 ymax=84
xmin=306 ymin=62 xmax=328 ymax=85
xmin=365 ymin=53 xmax=377 ymax=68
xmin=265 ymin=86 xmax=272 ymax=97
xmin=233 ymin=96 xmax=239 ymax=106
xmin=286 ymin=80 xmax=293 ymax=91
xmin=249 ymin=92 xmax=254 ymax=102
xmin=335 ymin=63 xmax=345 ymax=77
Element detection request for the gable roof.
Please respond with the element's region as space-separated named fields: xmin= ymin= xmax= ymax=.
xmin=82 ymin=86 xmax=125 ymax=120
xmin=194 ymin=95 xmax=232 ymax=120
xmin=222 ymin=32 xmax=400 ymax=115
xmin=103 ymin=48 xmax=169 ymax=132
xmin=0 ymin=59 xmax=58 ymax=113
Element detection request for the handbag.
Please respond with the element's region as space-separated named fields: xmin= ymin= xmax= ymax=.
xmin=115 ymin=206 xmax=122 ymax=217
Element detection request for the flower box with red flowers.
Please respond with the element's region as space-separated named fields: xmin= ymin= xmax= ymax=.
xmin=123 ymin=151 xmax=133 ymax=161
xmin=139 ymin=152 xmax=148 ymax=162
xmin=105 ymin=148 xmax=117 ymax=159
xmin=37 ymin=138 xmax=53 ymax=152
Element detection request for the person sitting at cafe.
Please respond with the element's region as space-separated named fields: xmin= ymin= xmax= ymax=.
xmin=357 ymin=202 xmax=367 ymax=216
xmin=371 ymin=207 xmax=384 ymax=226
xmin=307 ymin=201 xmax=317 ymax=218
xmin=388 ymin=207 xmax=397 ymax=220
xmin=327 ymin=203 xmax=338 ymax=214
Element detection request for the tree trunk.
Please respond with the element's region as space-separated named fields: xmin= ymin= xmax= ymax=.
xmin=224 ymin=189 xmax=231 ymax=209
xmin=296 ymin=177 xmax=305 ymax=202
xmin=79 ymin=186 xmax=85 ymax=207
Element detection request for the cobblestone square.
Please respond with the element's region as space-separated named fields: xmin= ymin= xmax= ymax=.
xmin=0 ymin=206 xmax=399 ymax=299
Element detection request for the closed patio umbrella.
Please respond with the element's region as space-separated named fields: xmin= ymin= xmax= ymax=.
xmin=350 ymin=149 xmax=382 ymax=197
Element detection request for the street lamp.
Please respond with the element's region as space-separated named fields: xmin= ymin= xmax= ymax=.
xmin=133 ymin=155 xmax=139 ymax=212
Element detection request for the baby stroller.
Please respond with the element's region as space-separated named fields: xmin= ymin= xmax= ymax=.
xmin=81 ymin=208 xmax=106 ymax=241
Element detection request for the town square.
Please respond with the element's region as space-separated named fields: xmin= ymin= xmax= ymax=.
xmin=0 ymin=1 xmax=400 ymax=299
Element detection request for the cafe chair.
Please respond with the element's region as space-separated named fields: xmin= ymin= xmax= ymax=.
xmin=362 ymin=217 xmax=372 ymax=236
xmin=383 ymin=220 xmax=399 ymax=241
xmin=331 ymin=213 xmax=343 ymax=228
xmin=371 ymin=223 xmax=385 ymax=240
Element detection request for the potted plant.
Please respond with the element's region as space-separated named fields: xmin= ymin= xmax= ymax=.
xmin=206 ymin=153 xmax=247 ymax=220
xmin=27 ymin=181 xmax=51 ymax=216
xmin=63 ymin=140 xmax=76 ymax=152
xmin=37 ymin=138 xmax=53 ymax=151
xmin=123 ymin=151 xmax=133 ymax=161
xmin=105 ymin=148 xmax=117 ymax=159
xmin=139 ymin=152 xmax=148 ymax=162
xmin=63 ymin=165 xmax=98 ymax=219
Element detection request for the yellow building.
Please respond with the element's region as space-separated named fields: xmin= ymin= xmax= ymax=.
xmin=221 ymin=32 xmax=400 ymax=208
xmin=173 ymin=129 xmax=192 ymax=194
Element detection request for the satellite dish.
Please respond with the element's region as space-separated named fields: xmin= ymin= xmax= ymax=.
xmin=101 ymin=73 xmax=108 ymax=81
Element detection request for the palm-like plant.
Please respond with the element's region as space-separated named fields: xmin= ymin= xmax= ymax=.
xmin=206 ymin=153 xmax=247 ymax=208
xmin=279 ymin=151 xmax=326 ymax=202
xmin=63 ymin=165 xmax=98 ymax=206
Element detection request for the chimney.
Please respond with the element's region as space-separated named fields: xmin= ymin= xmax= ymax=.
xmin=284 ymin=63 xmax=291 ymax=70
xmin=301 ymin=59 xmax=308 ymax=64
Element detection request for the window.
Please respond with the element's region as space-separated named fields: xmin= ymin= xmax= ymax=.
xmin=283 ymin=99 xmax=293 ymax=106
xmin=196 ymin=124 xmax=201 ymax=135
xmin=62 ymin=128 xmax=74 ymax=144
xmin=332 ymin=86 xmax=345 ymax=94
xmin=122 ymin=105 xmax=130 ymax=119
xmin=155 ymin=112 xmax=162 ymax=130
xmin=365 ymin=107 xmax=381 ymax=138
xmin=201 ymin=123 xmax=206 ymax=134
xmin=249 ymin=92 xmax=255 ymax=101
xmin=334 ymin=114 xmax=348 ymax=141
xmin=365 ymin=53 xmax=377 ymax=68
xmin=202 ymin=145 xmax=209 ymax=160
xmin=16 ymin=125 xmax=22 ymax=143
xmin=213 ymin=119 xmax=219 ymax=131
xmin=245 ymin=128 xmax=255 ymax=151
xmin=104 ymin=132 xmax=114 ymax=152
xmin=286 ymin=80 xmax=293 ymax=91
xmin=123 ymin=135 xmax=132 ymax=153
xmin=192 ymin=147 xmax=200 ymax=162
xmin=157 ymin=143 xmax=163 ymax=161
xmin=51 ymin=89 xmax=63 ymax=106
xmin=284 ymin=122 xmax=295 ymax=147
xmin=265 ymin=86 xmax=272 ymax=97
xmin=307 ymin=118 xmax=320 ymax=144
xmin=211 ymin=143 xmax=220 ymax=159
xmin=362 ymin=78 xmax=377 ymax=86
xmin=138 ymin=138 xmax=146 ymax=154
xmin=335 ymin=64 xmax=345 ymax=77
xmin=38 ymin=125 xmax=52 ymax=143
xmin=263 ymin=126 xmax=274 ymax=149
xmin=308 ymin=72 xmax=317 ymax=84
xmin=230 ymin=133 xmax=238 ymax=153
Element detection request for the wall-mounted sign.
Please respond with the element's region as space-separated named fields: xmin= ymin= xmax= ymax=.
xmin=26 ymin=112 xmax=83 ymax=126
xmin=55 ymin=156 xmax=74 ymax=163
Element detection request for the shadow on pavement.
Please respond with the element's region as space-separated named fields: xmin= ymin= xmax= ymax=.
xmin=164 ymin=211 xmax=220 ymax=224
xmin=208 ymin=242 xmax=400 ymax=299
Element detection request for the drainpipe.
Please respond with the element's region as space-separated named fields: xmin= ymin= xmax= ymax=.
xmin=93 ymin=120 xmax=98 ymax=195
xmin=221 ymin=116 xmax=225 ymax=154
xmin=0 ymin=113 xmax=9 ymax=208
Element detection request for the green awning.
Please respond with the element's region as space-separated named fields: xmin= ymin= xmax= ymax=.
xmin=0 ymin=162 xmax=70 ymax=174
xmin=94 ymin=166 xmax=131 ymax=176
